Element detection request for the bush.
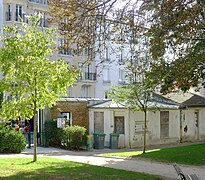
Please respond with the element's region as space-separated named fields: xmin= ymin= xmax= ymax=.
xmin=62 ymin=125 xmax=87 ymax=150
xmin=0 ymin=124 xmax=26 ymax=153
xmin=44 ymin=119 xmax=64 ymax=147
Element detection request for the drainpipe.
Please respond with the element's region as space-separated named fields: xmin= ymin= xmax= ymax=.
xmin=179 ymin=109 xmax=182 ymax=143
xmin=128 ymin=109 xmax=131 ymax=148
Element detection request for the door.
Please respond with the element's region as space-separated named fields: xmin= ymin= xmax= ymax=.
xmin=114 ymin=116 xmax=125 ymax=148
xmin=94 ymin=112 xmax=104 ymax=132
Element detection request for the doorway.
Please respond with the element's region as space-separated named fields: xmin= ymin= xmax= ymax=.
xmin=114 ymin=116 xmax=125 ymax=148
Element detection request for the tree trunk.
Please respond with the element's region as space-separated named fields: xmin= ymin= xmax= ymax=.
xmin=33 ymin=113 xmax=37 ymax=162
xmin=143 ymin=110 xmax=147 ymax=154
xmin=33 ymin=76 xmax=38 ymax=162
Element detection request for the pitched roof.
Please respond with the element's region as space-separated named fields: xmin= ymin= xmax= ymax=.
xmin=163 ymin=92 xmax=205 ymax=107
xmin=88 ymin=99 xmax=125 ymax=109
xmin=89 ymin=93 xmax=180 ymax=109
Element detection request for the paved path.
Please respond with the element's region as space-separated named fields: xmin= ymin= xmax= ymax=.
xmin=1 ymin=147 xmax=205 ymax=180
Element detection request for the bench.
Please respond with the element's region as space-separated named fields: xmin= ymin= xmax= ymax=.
xmin=173 ymin=163 xmax=200 ymax=180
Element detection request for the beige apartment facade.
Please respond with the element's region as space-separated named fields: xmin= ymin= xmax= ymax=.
xmin=1 ymin=0 xmax=96 ymax=98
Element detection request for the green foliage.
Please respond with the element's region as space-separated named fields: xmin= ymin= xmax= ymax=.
xmin=44 ymin=121 xmax=87 ymax=150
xmin=0 ymin=14 xmax=78 ymax=161
xmin=62 ymin=125 xmax=87 ymax=150
xmin=108 ymin=83 xmax=152 ymax=112
xmin=0 ymin=91 xmax=3 ymax=108
xmin=0 ymin=14 xmax=79 ymax=120
xmin=0 ymin=124 xmax=26 ymax=153
xmin=108 ymin=82 xmax=156 ymax=154
xmin=44 ymin=119 xmax=64 ymax=147
xmin=141 ymin=0 xmax=205 ymax=93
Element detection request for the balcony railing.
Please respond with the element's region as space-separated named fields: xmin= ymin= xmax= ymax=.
xmin=79 ymin=73 xmax=96 ymax=81
xmin=85 ymin=72 xmax=96 ymax=81
xmin=29 ymin=0 xmax=48 ymax=5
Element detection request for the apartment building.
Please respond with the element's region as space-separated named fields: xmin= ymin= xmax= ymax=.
xmin=95 ymin=35 xmax=129 ymax=98
xmin=0 ymin=0 xmax=96 ymax=98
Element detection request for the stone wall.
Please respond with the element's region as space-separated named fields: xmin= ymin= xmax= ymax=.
xmin=51 ymin=100 xmax=89 ymax=131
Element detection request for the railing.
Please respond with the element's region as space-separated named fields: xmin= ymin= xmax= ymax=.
xmin=23 ymin=131 xmax=48 ymax=148
xmin=118 ymin=59 xmax=125 ymax=65
xmin=79 ymin=73 xmax=97 ymax=81
xmin=29 ymin=0 xmax=48 ymax=5
xmin=118 ymin=80 xmax=126 ymax=85
xmin=85 ymin=72 xmax=96 ymax=81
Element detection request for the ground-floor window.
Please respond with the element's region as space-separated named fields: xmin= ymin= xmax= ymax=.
xmin=160 ymin=111 xmax=169 ymax=138
xmin=61 ymin=112 xmax=71 ymax=126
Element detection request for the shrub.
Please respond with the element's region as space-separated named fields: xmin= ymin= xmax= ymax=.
xmin=0 ymin=124 xmax=26 ymax=153
xmin=44 ymin=119 xmax=64 ymax=147
xmin=62 ymin=125 xmax=87 ymax=150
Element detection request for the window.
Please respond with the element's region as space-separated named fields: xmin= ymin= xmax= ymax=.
xmin=66 ymin=87 xmax=72 ymax=97
xmin=35 ymin=11 xmax=48 ymax=28
xmin=85 ymin=47 xmax=93 ymax=56
xmin=104 ymin=47 xmax=110 ymax=61
xmin=103 ymin=68 xmax=110 ymax=83
xmin=119 ymin=69 xmax=125 ymax=83
xmin=29 ymin=0 xmax=48 ymax=5
xmin=78 ymin=63 xmax=83 ymax=79
xmin=104 ymin=91 xmax=108 ymax=99
xmin=61 ymin=112 xmax=71 ymax=126
xmin=81 ymin=85 xmax=89 ymax=97
xmin=16 ymin=5 xmax=22 ymax=22
xmin=6 ymin=4 xmax=12 ymax=21
xmin=114 ymin=116 xmax=124 ymax=134
xmin=160 ymin=111 xmax=169 ymax=138
xmin=119 ymin=48 xmax=124 ymax=63
xmin=194 ymin=111 xmax=199 ymax=127
xmin=42 ymin=12 xmax=48 ymax=27
xmin=85 ymin=64 xmax=91 ymax=80
xmin=58 ymin=39 xmax=72 ymax=55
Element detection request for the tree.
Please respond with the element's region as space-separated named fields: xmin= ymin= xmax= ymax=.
xmin=140 ymin=0 xmax=205 ymax=93
xmin=108 ymin=32 xmax=156 ymax=153
xmin=0 ymin=15 xmax=79 ymax=162
xmin=48 ymin=0 xmax=143 ymax=57
xmin=109 ymin=83 xmax=153 ymax=153
xmin=49 ymin=0 xmax=205 ymax=93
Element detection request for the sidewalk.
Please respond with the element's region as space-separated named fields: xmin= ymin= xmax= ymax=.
xmin=1 ymin=147 xmax=205 ymax=180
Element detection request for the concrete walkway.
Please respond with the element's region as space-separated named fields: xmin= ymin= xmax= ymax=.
xmin=1 ymin=147 xmax=205 ymax=180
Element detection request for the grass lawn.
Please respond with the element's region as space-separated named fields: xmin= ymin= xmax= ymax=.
xmin=101 ymin=143 xmax=205 ymax=166
xmin=0 ymin=157 xmax=161 ymax=180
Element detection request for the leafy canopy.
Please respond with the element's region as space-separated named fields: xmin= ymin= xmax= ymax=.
xmin=108 ymin=83 xmax=152 ymax=112
xmin=50 ymin=0 xmax=205 ymax=93
xmin=141 ymin=0 xmax=205 ymax=92
xmin=0 ymin=14 xmax=79 ymax=120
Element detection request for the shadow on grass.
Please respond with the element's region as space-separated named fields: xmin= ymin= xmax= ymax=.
xmin=0 ymin=157 xmax=161 ymax=180
xmin=25 ymin=161 xmax=34 ymax=165
xmin=133 ymin=143 xmax=205 ymax=166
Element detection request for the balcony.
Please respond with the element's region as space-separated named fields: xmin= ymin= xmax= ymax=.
xmin=29 ymin=0 xmax=48 ymax=5
xmin=118 ymin=59 xmax=125 ymax=65
xmin=118 ymin=80 xmax=126 ymax=85
xmin=80 ymin=73 xmax=96 ymax=81
xmin=85 ymin=72 xmax=96 ymax=81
